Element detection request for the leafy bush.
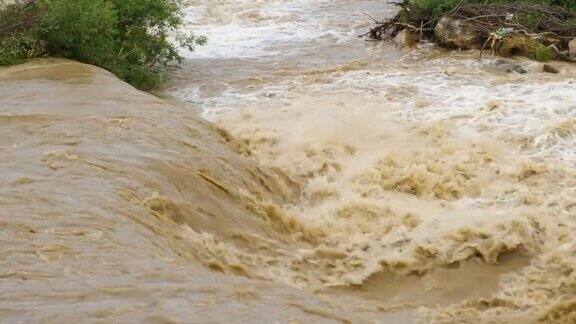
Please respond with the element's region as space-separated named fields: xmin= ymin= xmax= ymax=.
xmin=498 ymin=34 xmax=553 ymax=61
xmin=0 ymin=34 xmax=45 ymax=66
xmin=0 ymin=1 xmax=43 ymax=65
xmin=0 ymin=0 xmax=206 ymax=89
xmin=534 ymin=44 xmax=553 ymax=62
xmin=411 ymin=0 xmax=462 ymax=16
xmin=37 ymin=0 xmax=119 ymax=70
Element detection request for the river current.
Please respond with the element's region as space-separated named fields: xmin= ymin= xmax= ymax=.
xmin=2 ymin=0 xmax=576 ymax=323
xmin=165 ymin=0 xmax=576 ymax=322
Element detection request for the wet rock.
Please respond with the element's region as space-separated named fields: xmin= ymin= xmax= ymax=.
xmin=394 ymin=30 xmax=417 ymax=48
xmin=508 ymin=65 xmax=528 ymax=74
xmin=487 ymin=59 xmax=528 ymax=74
xmin=569 ymin=39 xmax=576 ymax=61
xmin=492 ymin=59 xmax=508 ymax=65
xmin=548 ymin=44 xmax=571 ymax=62
xmin=547 ymin=44 xmax=567 ymax=61
xmin=434 ymin=17 xmax=479 ymax=50
xmin=542 ymin=64 xmax=560 ymax=74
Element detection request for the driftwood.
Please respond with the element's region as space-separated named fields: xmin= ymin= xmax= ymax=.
xmin=360 ymin=1 xmax=438 ymax=42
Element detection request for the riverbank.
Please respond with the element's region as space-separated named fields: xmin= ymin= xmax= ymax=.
xmin=366 ymin=0 xmax=576 ymax=62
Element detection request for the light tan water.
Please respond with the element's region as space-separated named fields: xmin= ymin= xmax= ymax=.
xmin=3 ymin=0 xmax=576 ymax=323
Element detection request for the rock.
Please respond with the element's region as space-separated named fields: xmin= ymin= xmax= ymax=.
xmin=434 ymin=17 xmax=479 ymax=50
xmin=547 ymin=44 xmax=562 ymax=60
xmin=543 ymin=64 xmax=560 ymax=74
xmin=488 ymin=59 xmax=527 ymax=74
xmin=394 ymin=30 xmax=417 ymax=48
xmin=549 ymin=45 xmax=571 ymax=62
xmin=507 ymin=64 xmax=528 ymax=74
xmin=569 ymin=39 xmax=576 ymax=61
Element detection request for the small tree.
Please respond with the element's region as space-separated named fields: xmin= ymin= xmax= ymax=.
xmin=0 ymin=0 xmax=206 ymax=89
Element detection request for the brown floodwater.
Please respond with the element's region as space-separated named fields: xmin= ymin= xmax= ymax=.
xmin=3 ymin=0 xmax=576 ymax=323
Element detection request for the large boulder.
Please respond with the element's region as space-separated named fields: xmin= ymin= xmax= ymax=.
xmin=435 ymin=17 xmax=479 ymax=50
xmin=569 ymin=39 xmax=576 ymax=61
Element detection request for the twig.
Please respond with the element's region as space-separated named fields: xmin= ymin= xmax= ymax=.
xmin=363 ymin=12 xmax=381 ymax=24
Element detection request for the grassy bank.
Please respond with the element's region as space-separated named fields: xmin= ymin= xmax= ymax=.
xmin=367 ymin=0 xmax=576 ymax=62
xmin=0 ymin=0 xmax=206 ymax=89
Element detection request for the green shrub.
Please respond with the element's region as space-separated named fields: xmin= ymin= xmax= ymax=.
xmin=412 ymin=0 xmax=463 ymax=16
xmin=534 ymin=44 xmax=552 ymax=62
xmin=498 ymin=35 xmax=553 ymax=61
xmin=0 ymin=0 xmax=206 ymax=89
xmin=0 ymin=34 xmax=45 ymax=66
xmin=0 ymin=1 xmax=44 ymax=65
xmin=37 ymin=0 xmax=119 ymax=70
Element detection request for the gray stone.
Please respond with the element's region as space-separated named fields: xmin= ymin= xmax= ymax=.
xmin=487 ymin=59 xmax=527 ymax=74
xmin=543 ymin=64 xmax=560 ymax=74
xmin=506 ymin=64 xmax=527 ymax=74
xmin=434 ymin=17 xmax=479 ymax=50
xmin=547 ymin=44 xmax=562 ymax=60
xmin=569 ymin=39 xmax=576 ymax=61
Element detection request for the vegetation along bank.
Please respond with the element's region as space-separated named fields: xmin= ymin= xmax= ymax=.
xmin=0 ymin=0 xmax=205 ymax=89
xmin=365 ymin=0 xmax=576 ymax=62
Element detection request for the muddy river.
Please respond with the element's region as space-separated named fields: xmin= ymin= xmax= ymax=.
xmin=2 ymin=0 xmax=576 ymax=323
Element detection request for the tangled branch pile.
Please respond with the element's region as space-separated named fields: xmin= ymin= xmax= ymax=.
xmin=363 ymin=2 xmax=435 ymax=41
xmin=364 ymin=1 xmax=576 ymax=61
xmin=449 ymin=3 xmax=576 ymax=39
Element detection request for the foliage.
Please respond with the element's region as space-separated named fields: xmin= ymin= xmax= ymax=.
xmin=411 ymin=0 xmax=462 ymax=16
xmin=0 ymin=1 xmax=43 ymax=65
xmin=411 ymin=0 xmax=576 ymax=16
xmin=37 ymin=0 xmax=119 ymax=71
xmin=534 ymin=44 xmax=553 ymax=61
xmin=0 ymin=34 xmax=45 ymax=66
xmin=0 ymin=0 xmax=206 ymax=89
xmin=498 ymin=34 xmax=552 ymax=61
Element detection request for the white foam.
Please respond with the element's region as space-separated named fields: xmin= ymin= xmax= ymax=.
xmin=337 ymin=67 xmax=576 ymax=161
xmin=181 ymin=0 xmax=364 ymax=59
xmin=176 ymin=0 xmax=576 ymax=163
